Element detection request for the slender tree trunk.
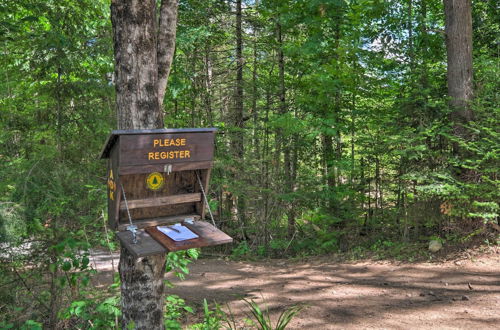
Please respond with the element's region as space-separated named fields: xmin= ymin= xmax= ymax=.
xmin=375 ymin=156 xmax=383 ymax=212
xmin=322 ymin=134 xmax=335 ymax=197
xmin=231 ymin=0 xmax=246 ymax=229
xmin=157 ymin=0 xmax=178 ymax=108
xmin=276 ymin=21 xmax=295 ymax=238
xmin=443 ymin=0 xmax=474 ymax=144
xmin=252 ymin=19 xmax=259 ymax=160
xmin=111 ymin=0 xmax=178 ymax=328
xmin=204 ymin=43 xmax=213 ymax=126
xmin=419 ymin=0 xmax=429 ymax=93
xmin=263 ymin=82 xmax=271 ymax=249
xmin=55 ymin=66 xmax=63 ymax=156
xmin=408 ymin=0 xmax=414 ymax=72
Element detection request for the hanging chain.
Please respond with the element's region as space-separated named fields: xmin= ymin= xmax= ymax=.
xmin=121 ymin=183 xmax=138 ymax=244
xmin=196 ymin=171 xmax=216 ymax=227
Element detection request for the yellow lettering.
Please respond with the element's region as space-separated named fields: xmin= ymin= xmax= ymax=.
xmin=109 ymin=191 xmax=114 ymax=201
xmin=147 ymin=137 xmax=191 ymax=161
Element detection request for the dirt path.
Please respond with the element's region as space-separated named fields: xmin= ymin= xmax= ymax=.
xmin=92 ymin=250 xmax=499 ymax=329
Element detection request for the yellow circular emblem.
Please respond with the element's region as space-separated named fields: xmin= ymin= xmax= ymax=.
xmin=146 ymin=172 xmax=164 ymax=191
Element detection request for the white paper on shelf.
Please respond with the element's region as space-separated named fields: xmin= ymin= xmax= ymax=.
xmin=157 ymin=223 xmax=199 ymax=241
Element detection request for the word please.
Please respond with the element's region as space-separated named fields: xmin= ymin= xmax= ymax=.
xmin=153 ymin=138 xmax=186 ymax=147
xmin=148 ymin=150 xmax=191 ymax=160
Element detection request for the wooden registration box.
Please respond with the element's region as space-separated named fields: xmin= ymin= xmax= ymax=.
xmin=100 ymin=128 xmax=232 ymax=257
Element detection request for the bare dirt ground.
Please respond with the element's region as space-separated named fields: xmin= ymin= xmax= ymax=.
xmin=92 ymin=248 xmax=500 ymax=329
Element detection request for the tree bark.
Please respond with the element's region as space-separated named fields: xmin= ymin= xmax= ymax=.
xmin=443 ymin=0 xmax=474 ymax=140
xmin=118 ymin=246 xmax=166 ymax=329
xmin=157 ymin=0 xmax=179 ymax=108
xmin=232 ymin=0 xmax=244 ymax=158
xmin=277 ymin=21 xmax=295 ymax=238
xmin=111 ymin=0 xmax=178 ymax=328
xmin=112 ymin=0 xmax=162 ymax=130
xmin=230 ymin=0 xmax=246 ymax=230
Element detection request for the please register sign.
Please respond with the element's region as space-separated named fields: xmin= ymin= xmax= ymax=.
xmin=149 ymin=137 xmax=191 ymax=160
xmin=115 ymin=130 xmax=216 ymax=167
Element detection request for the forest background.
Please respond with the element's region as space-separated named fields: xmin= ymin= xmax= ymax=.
xmin=0 ymin=0 xmax=498 ymax=328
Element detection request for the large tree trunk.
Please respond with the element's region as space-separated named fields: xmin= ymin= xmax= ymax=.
xmin=112 ymin=0 xmax=162 ymax=130
xmin=111 ymin=0 xmax=178 ymax=328
xmin=443 ymin=0 xmax=474 ymax=142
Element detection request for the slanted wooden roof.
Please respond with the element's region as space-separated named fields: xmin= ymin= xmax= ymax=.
xmin=99 ymin=128 xmax=217 ymax=159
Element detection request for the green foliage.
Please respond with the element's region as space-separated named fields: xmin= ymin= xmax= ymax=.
xmin=164 ymin=295 xmax=194 ymax=329
xmin=61 ymin=296 xmax=121 ymax=329
xmin=244 ymin=299 xmax=302 ymax=330
xmin=189 ymin=299 xmax=225 ymax=330
xmin=231 ymin=241 xmax=250 ymax=259
xmin=165 ymin=249 xmax=200 ymax=284
xmin=0 ymin=320 xmax=43 ymax=330
xmin=20 ymin=320 xmax=43 ymax=330
xmin=0 ymin=0 xmax=498 ymax=326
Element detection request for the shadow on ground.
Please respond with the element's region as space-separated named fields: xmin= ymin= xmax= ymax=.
xmin=91 ymin=250 xmax=500 ymax=329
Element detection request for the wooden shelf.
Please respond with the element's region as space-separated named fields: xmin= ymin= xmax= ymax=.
xmin=119 ymin=193 xmax=201 ymax=210
xmin=145 ymin=221 xmax=233 ymax=252
xmin=116 ymin=221 xmax=233 ymax=257
xmin=117 ymin=214 xmax=200 ymax=231
xmin=116 ymin=230 xmax=167 ymax=258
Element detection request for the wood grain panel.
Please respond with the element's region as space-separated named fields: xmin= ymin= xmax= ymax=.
xmin=119 ymin=132 xmax=214 ymax=166
xmin=118 ymin=171 xmax=197 ymax=223
xmin=117 ymin=214 xmax=201 ymax=231
xmin=108 ymin=145 xmax=121 ymax=230
xmin=119 ymin=161 xmax=213 ymax=175
xmin=116 ymin=230 xmax=167 ymax=258
xmin=119 ymin=193 xmax=201 ymax=210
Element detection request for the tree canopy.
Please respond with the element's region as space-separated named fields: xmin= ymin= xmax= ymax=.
xmin=0 ymin=0 xmax=498 ymax=328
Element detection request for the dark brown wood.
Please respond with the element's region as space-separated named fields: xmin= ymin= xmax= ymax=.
xmin=119 ymin=161 xmax=213 ymax=175
xmin=184 ymin=221 xmax=233 ymax=246
xmin=120 ymin=193 xmax=201 ymax=210
xmin=118 ymin=132 xmax=215 ymax=166
xmin=108 ymin=145 xmax=121 ymax=230
xmin=118 ymin=171 xmax=198 ymax=223
xmin=145 ymin=221 xmax=233 ymax=251
xmin=117 ymin=214 xmax=200 ymax=231
xmin=195 ymin=169 xmax=211 ymax=219
xmin=102 ymin=129 xmax=224 ymax=245
xmin=100 ymin=128 xmax=217 ymax=159
xmin=116 ymin=230 xmax=167 ymax=258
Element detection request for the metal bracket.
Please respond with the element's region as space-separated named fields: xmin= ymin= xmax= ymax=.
xmin=127 ymin=224 xmax=138 ymax=244
xmin=164 ymin=164 xmax=172 ymax=175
